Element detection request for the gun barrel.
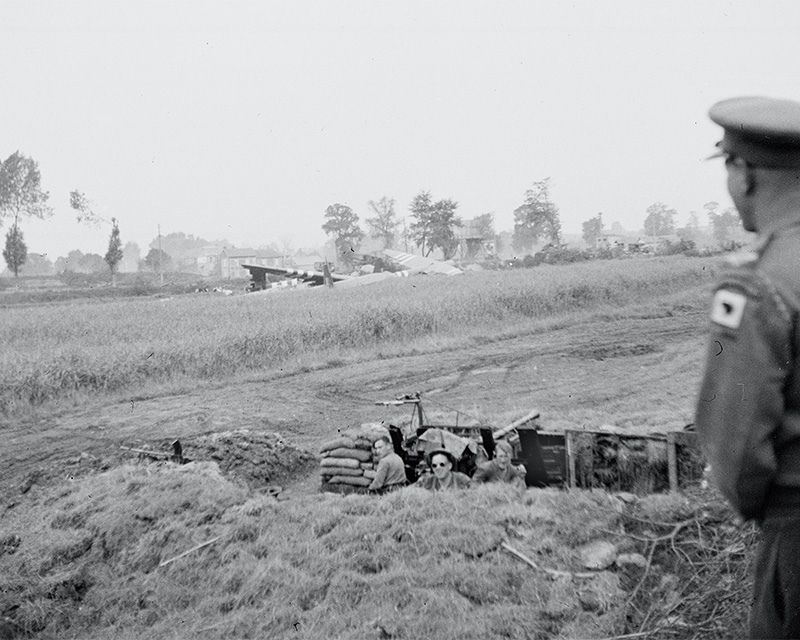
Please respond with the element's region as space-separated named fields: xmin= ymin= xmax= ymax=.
xmin=493 ymin=409 xmax=540 ymax=440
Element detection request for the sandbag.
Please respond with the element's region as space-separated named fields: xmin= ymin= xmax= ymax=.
xmin=358 ymin=423 xmax=391 ymax=442
xmin=359 ymin=462 xmax=374 ymax=470
xmin=353 ymin=438 xmax=374 ymax=451
xmin=323 ymin=447 xmax=373 ymax=462
xmin=328 ymin=475 xmax=372 ymax=487
xmin=320 ymin=481 xmax=369 ymax=495
xmin=319 ymin=466 xmax=364 ymax=477
xmin=342 ymin=423 xmax=390 ymax=444
xmin=319 ymin=457 xmax=361 ymax=469
xmin=319 ymin=437 xmax=355 ymax=453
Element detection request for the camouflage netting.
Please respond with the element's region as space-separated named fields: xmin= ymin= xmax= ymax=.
xmin=318 ymin=423 xmax=391 ymax=494
xmin=572 ymin=432 xmax=705 ymax=494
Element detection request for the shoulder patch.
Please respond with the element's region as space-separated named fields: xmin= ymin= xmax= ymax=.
xmin=710 ymin=289 xmax=747 ymax=329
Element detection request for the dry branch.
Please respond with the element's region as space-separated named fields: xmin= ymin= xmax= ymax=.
xmin=159 ymin=536 xmax=221 ymax=568
xmin=501 ymin=541 xmax=596 ymax=579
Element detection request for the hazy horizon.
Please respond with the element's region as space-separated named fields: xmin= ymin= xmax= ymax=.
xmin=3 ymin=0 xmax=797 ymax=262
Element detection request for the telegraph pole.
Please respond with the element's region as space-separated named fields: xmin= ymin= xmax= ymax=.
xmin=158 ymin=224 xmax=164 ymax=285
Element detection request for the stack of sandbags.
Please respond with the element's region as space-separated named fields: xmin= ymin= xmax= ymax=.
xmin=319 ymin=424 xmax=390 ymax=494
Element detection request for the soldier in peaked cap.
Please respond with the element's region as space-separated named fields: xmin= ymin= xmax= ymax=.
xmin=696 ymin=96 xmax=800 ymax=639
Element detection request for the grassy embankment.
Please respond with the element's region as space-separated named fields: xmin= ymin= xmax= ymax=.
xmin=0 ymin=255 xmax=755 ymax=639
xmin=0 ymin=256 xmax=717 ymax=416
xmin=0 ymin=462 xmax=752 ymax=640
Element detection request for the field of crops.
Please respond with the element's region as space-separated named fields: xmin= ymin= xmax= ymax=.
xmin=0 ymin=256 xmax=717 ymax=415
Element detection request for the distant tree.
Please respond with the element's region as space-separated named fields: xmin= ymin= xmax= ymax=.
xmin=708 ymin=207 xmax=741 ymax=246
xmin=473 ymin=213 xmax=495 ymax=239
xmin=104 ymin=218 xmax=123 ymax=286
xmin=703 ymin=201 xmax=720 ymax=221
xmin=677 ymin=211 xmax=702 ymax=243
xmin=3 ymin=225 xmax=27 ymax=277
xmin=513 ymin=178 xmax=561 ymax=253
xmin=120 ymin=242 xmax=141 ymax=273
xmin=17 ymin=252 xmax=54 ymax=277
xmin=496 ymin=229 xmax=513 ymax=259
xmin=408 ymin=190 xmax=462 ymax=258
xmin=428 ymin=199 xmax=461 ymax=260
xmin=143 ymin=248 xmax=173 ymax=273
xmin=322 ymin=203 xmax=364 ymax=267
xmin=366 ymin=196 xmax=400 ymax=249
xmin=0 ymin=152 xmax=53 ymax=230
xmin=582 ymin=212 xmax=604 ymax=245
xmin=149 ymin=232 xmax=209 ymax=271
xmin=643 ymin=202 xmax=677 ymax=237
xmin=279 ymin=236 xmax=294 ymax=262
xmin=408 ymin=191 xmax=434 ymax=255
xmin=54 ymin=250 xmax=106 ymax=274
xmin=71 ymin=191 xmax=126 ymax=284
xmin=610 ymin=221 xmax=626 ymax=235
xmin=69 ymin=190 xmax=102 ymax=227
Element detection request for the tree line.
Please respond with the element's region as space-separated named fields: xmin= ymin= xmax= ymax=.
xmin=1 ymin=149 xmax=746 ymax=281
xmin=580 ymin=201 xmax=744 ymax=249
xmin=0 ymin=151 xmax=126 ymax=283
xmin=321 ymin=179 xmax=565 ymax=267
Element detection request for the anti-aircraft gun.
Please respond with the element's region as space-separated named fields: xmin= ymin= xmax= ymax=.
xmin=377 ymin=393 xmax=567 ymax=487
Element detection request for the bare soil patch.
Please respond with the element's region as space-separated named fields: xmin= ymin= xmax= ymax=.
xmin=1 ymin=301 xmax=707 ymax=501
xmin=1 ymin=292 xmax=755 ymax=640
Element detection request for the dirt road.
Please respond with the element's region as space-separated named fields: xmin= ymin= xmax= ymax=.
xmin=2 ymin=301 xmax=708 ymax=500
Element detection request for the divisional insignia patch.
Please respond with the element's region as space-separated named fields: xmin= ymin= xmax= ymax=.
xmin=710 ymin=289 xmax=747 ymax=329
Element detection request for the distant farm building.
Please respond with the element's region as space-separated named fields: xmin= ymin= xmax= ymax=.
xmin=457 ymin=218 xmax=496 ymax=262
xmin=187 ymin=246 xmax=224 ymax=276
xmin=220 ymin=248 xmax=285 ymax=279
xmin=288 ymin=252 xmax=326 ymax=271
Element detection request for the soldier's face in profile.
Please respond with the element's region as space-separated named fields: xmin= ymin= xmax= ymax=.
xmin=431 ymin=454 xmax=451 ymax=479
xmin=495 ymin=448 xmax=510 ymax=469
xmin=725 ymin=156 xmax=754 ymax=232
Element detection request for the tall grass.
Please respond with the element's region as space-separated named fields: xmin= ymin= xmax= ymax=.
xmin=0 ymin=256 xmax=716 ymax=414
xmin=0 ymin=462 xmax=629 ymax=639
xmin=0 ymin=461 xmax=751 ymax=639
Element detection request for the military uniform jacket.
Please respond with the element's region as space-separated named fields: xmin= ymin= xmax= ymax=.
xmin=417 ymin=471 xmax=472 ymax=491
xmin=473 ymin=460 xmax=527 ymax=487
xmin=696 ymin=226 xmax=800 ymax=522
xmin=368 ymin=452 xmax=407 ymax=491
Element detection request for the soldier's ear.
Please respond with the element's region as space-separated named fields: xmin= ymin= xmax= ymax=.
xmin=743 ymin=165 xmax=758 ymax=196
xmin=727 ymin=160 xmax=755 ymax=197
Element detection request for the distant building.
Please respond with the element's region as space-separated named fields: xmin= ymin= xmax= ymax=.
xmin=220 ymin=248 xmax=285 ymax=279
xmin=289 ymin=252 xmax=326 ymax=271
xmin=193 ymin=246 xmax=226 ymax=276
xmin=456 ymin=218 xmax=496 ymax=262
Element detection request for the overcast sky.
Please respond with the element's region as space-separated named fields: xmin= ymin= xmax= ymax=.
xmin=3 ymin=0 xmax=799 ymax=259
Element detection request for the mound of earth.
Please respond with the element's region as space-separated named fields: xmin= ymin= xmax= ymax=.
xmin=179 ymin=429 xmax=316 ymax=489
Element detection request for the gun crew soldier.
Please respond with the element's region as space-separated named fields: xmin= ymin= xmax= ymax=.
xmin=472 ymin=441 xmax=526 ymax=488
xmin=417 ymin=450 xmax=472 ymax=491
xmin=696 ymin=96 xmax=800 ymax=639
xmin=368 ymin=435 xmax=407 ymax=494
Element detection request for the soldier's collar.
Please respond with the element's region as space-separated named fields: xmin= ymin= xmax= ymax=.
xmin=758 ymin=218 xmax=800 ymax=256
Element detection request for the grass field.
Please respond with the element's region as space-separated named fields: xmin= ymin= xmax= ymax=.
xmin=1 ymin=462 xmax=752 ymax=640
xmin=0 ymin=255 xmax=717 ymax=416
xmin=1 ymin=254 xmax=756 ymax=640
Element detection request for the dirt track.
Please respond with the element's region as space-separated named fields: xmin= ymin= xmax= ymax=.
xmin=2 ymin=304 xmax=708 ymax=499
